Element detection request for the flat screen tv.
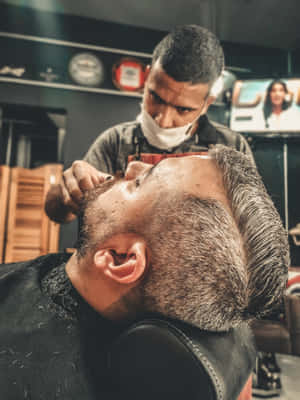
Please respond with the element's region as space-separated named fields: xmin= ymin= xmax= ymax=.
xmin=230 ymin=78 xmax=300 ymax=133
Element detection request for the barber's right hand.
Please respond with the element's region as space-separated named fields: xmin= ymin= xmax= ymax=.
xmin=61 ymin=160 xmax=112 ymax=214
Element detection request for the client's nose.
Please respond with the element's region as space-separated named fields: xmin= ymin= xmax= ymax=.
xmin=125 ymin=161 xmax=150 ymax=180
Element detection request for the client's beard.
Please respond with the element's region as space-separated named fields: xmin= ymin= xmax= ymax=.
xmin=75 ymin=172 xmax=124 ymax=258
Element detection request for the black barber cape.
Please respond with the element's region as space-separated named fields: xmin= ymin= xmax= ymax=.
xmin=0 ymin=253 xmax=120 ymax=400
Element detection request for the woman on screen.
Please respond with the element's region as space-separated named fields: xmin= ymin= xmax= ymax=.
xmin=263 ymin=79 xmax=294 ymax=130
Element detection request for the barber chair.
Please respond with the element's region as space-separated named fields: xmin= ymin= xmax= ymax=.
xmin=251 ymin=294 xmax=300 ymax=356
xmin=108 ymin=317 xmax=256 ymax=400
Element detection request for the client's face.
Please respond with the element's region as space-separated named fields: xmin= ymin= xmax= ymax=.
xmin=79 ymin=156 xmax=231 ymax=253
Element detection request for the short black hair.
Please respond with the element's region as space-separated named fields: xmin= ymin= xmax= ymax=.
xmin=152 ymin=25 xmax=224 ymax=85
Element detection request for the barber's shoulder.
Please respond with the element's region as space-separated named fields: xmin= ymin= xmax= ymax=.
xmin=83 ymin=123 xmax=127 ymax=160
xmin=83 ymin=120 xmax=139 ymax=168
xmin=101 ymin=120 xmax=140 ymax=149
xmin=210 ymin=120 xmax=250 ymax=152
xmin=210 ymin=119 xmax=240 ymax=139
xmin=115 ymin=120 xmax=140 ymax=140
xmin=92 ymin=120 xmax=139 ymax=145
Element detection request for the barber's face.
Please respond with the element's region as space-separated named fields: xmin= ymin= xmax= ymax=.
xmin=143 ymin=61 xmax=213 ymax=128
xmin=269 ymin=83 xmax=286 ymax=107
xmin=84 ymin=157 xmax=231 ymax=242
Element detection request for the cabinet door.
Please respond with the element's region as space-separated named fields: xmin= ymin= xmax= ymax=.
xmin=0 ymin=165 xmax=10 ymax=263
xmin=4 ymin=164 xmax=62 ymax=263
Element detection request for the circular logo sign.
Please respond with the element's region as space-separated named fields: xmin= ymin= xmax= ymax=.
xmin=112 ymin=58 xmax=146 ymax=92
xmin=69 ymin=53 xmax=104 ymax=87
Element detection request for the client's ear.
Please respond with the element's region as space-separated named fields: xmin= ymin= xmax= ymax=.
xmin=93 ymin=235 xmax=147 ymax=285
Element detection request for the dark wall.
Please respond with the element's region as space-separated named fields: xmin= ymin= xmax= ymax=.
xmin=1 ymin=3 xmax=300 ymax=264
xmin=0 ymin=3 xmax=290 ymax=77
xmin=0 ymin=3 xmax=165 ymax=53
xmin=287 ymin=139 xmax=300 ymax=265
xmin=223 ymin=42 xmax=288 ymax=79
xmin=291 ymin=48 xmax=300 ymax=76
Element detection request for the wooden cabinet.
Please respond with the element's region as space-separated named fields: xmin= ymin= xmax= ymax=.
xmin=0 ymin=164 xmax=62 ymax=263
xmin=0 ymin=165 xmax=10 ymax=262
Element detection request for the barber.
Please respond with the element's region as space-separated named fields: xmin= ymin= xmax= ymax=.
xmin=45 ymin=24 xmax=254 ymax=224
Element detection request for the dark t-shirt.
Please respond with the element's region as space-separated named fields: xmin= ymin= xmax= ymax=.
xmin=0 ymin=253 xmax=120 ymax=400
xmin=84 ymin=116 xmax=254 ymax=174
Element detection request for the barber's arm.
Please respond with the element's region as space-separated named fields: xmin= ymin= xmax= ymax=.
xmin=45 ymin=160 xmax=111 ymax=223
xmin=45 ymin=128 xmax=119 ymax=223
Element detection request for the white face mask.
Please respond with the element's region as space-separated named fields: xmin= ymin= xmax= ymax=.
xmin=137 ymin=106 xmax=202 ymax=150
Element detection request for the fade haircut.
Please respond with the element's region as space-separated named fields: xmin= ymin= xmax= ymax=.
xmin=152 ymin=24 xmax=224 ymax=85
xmin=127 ymin=147 xmax=288 ymax=330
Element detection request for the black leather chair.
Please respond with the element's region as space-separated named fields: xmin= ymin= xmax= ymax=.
xmin=108 ymin=317 xmax=256 ymax=400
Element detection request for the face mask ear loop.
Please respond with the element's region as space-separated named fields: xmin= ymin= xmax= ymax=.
xmin=132 ymin=128 xmax=143 ymax=161
xmin=193 ymin=96 xmax=208 ymax=147
xmin=195 ymin=128 xmax=200 ymax=144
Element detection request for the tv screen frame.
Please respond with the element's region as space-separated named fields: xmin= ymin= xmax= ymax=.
xmin=230 ymin=78 xmax=300 ymax=135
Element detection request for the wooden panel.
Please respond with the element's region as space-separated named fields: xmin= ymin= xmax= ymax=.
xmin=4 ymin=164 xmax=63 ymax=263
xmin=46 ymin=165 xmax=63 ymax=253
xmin=0 ymin=165 xmax=10 ymax=263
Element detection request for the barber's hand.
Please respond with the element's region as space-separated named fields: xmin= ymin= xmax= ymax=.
xmin=61 ymin=160 xmax=112 ymax=214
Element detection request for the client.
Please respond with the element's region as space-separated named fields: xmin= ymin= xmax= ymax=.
xmin=0 ymin=146 xmax=288 ymax=399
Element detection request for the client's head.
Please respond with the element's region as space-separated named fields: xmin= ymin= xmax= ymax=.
xmin=67 ymin=146 xmax=289 ymax=331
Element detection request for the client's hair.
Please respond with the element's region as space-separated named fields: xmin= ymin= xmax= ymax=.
xmin=211 ymin=145 xmax=289 ymax=319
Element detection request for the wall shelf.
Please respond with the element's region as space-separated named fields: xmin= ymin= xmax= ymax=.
xmin=0 ymin=31 xmax=152 ymax=59
xmin=0 ymin=76 xmax=143 ymax=98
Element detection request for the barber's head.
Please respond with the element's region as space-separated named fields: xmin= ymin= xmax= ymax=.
xmin=70 ymin=147 xmax=289 ymax=331
xmin=141 ymin=25 xmax=224 ymax=132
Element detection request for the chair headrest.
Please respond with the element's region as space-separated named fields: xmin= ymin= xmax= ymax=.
xmin=108 ymin=317 xmax=256 ymax=400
